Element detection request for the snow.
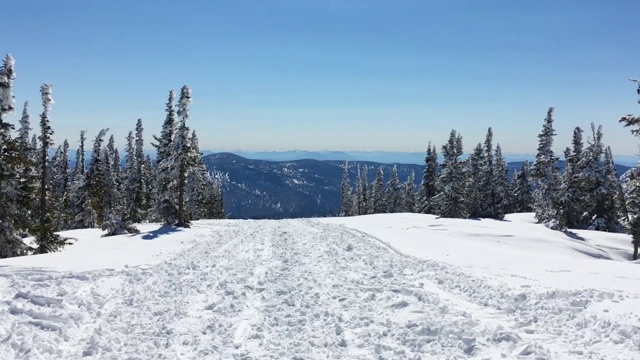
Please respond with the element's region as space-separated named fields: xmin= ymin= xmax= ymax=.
xmin=0 ymin=214 xmax=639 ymax=359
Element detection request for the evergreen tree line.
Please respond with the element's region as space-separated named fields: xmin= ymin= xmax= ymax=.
xmin=0 ymin=55 xmax=224 ymax=259
xmin=341 ymin=107 xmax=635 ymax=257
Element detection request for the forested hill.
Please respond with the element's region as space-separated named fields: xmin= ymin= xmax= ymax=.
xmin=202 ymin=153 xmax=632 ymax=219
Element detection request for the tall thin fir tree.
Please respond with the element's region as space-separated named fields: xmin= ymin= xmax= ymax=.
xmin=620 ymin=79 xmax=640 ymax=259
xmin=34 ymin=83 xmax=68 ymax=253
xmin=531 ymin=107 xmax=562 ymax=226
xmin=492 ymin=143 xmax=510 ymax=218
xmin=153 ymin=90 xmax=178 ymax=224
xmin=403 ymin=170 xmax=416 ymax=213
xmin=15 ymin=101 xmax=38 ymax=233
xmin=0 ymin=54 xmax=28 ymax=258
xmin=340 ymin=161 xmax=353 ymax=216
xmin=358 ymin=164 xmax=369 ymax=215
xmin=432 ymin=130 xmax=467 ymax=218
xmin=173 ymin=85 xmax=199 ymax=228
xmin=78 ymin=129 xmax=109 ymax=227
xmin=134 ymin=118 xmax=148 ymax=217
xmin=590 ymin=146 xmax=625 ymax=232
xmin=418 ymin=143 xmax=438 ymax=214
xmin=353 ymin=165 xmax=363 ymax=215
xmin=511 ymin=161 xmax=533 ymax=213
xmin=372 ymin=167 xmax=386 ymax=214
xmin=559 ymin=127 xmax=587 ymax=228
xmin=479 ymin=127 xmax=500 ymax=218
xmin=465 ymin=142 xmax=484 ymax=217
xmin=386 ymin=165 xmax=402 ymax=213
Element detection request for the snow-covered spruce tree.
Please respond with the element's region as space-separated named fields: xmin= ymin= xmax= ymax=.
xmin=386 ymin=165 xmax=402 ymax=213
xmin=123 ymin=131 xmax=139 ymax=221
xmin=372 ymin=167 xmax=386 ymax=214
xmin=622 ymin=167 xmax=640 ymax=259
xmin=588 ymin=146 xmax=625 ymax=232
xmin=70 ymin=130 xmax=96 ymax=229
xmin=353 ymin=165 xmax=362 ymax=215
xmin=152 ymin=90 xmax=178 ymax=224
xmin=403 ymin=170 xmax=416 ymax=213
xmin=358 ymin=164 xmax=369 ymax=215
xmin=511 ymin=161 xmax=533 ymax=213
xmin=558 ymin=127 xmax=587 ymax=228
xmin=432 ymin=130 xmax=468 ymax=218
xmin=185 ymin=130 xmax=220 ymax=220
xmin=172 ymin=85 xmax=199 ymax=228
xmin=340 ymin=161 xmax=353 ymax=216
xmin=531 ymin=107 xmax=562 ymax=227
xmin=33 ymin=84 xmax=69 ymax=254
xmin=49 ymin=140 xmax=71 ymax=230
xmin=14 ymin=101 xmax=38 ymax=234
xmin=0 ymin=54 xmax=29 ymax=258
xmin=81 ymin=129 xmax=109 ymax=226
xmin=465 ymin=142 xmax=484 ymax=218
xmin=493 ymin=144 xmax=510 ymax=218
xmin=478 ymin=127 xmax=501 ymax=219
xmin=418 ymin=143 xmax=439 ymax=214
xmin=134 ymin=119 xmax=148 ymax=218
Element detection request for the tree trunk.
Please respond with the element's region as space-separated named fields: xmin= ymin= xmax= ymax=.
xmin=176 ymin=165 xmax=187 ymax=227
xmin=633 ymin=242 xmax=639 ymax=261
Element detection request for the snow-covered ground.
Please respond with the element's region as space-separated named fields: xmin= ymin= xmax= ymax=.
xmin=0 ymin=214 xmax=639 ymax=359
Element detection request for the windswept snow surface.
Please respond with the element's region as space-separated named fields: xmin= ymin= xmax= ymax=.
xmin=0 ymin=214 xmax=638 ymax=359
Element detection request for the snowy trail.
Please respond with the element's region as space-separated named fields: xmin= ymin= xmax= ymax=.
xmin=0 ymin=219 xmax=638 ymax=359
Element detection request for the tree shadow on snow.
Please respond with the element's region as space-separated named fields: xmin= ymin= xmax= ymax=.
xmin=563 ymin=230 xmax=586 ymax=241
xmin=141 ymin=226 xmax=183 ymax=241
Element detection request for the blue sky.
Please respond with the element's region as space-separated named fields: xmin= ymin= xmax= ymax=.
xmin=5 ymin=1 xmax=640 ymax=155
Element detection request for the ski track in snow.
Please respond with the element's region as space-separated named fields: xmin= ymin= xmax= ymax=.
xmin=0 ymin=219 xmax=639 ymax=359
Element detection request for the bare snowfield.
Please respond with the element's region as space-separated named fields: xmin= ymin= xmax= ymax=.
xmin=0 ymin=214 xmax=639 ymax=359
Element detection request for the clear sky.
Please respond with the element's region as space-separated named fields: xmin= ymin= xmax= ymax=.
xmin=4 ymin=1 xmax=640 ymax=155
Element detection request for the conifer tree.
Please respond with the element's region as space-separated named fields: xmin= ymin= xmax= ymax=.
xmin=418 ymin=143 xmax=438 ymax=214
xmin=511 ymin=161 xmax=533 ymax=213
xmin=432 ymin=130 xmax=467 ymax=218
xmin=559 ymin=127 xmax=587 ymax=228
xmin=386 ymin=165 xmax=402 ymax=213
xmin=403 ymin=170 xmax=416 ymax=213
xmin=465 ymin=142 xmax=484 ymax=217
xmin=493 ymin=144 xmax=510 ymax=218
xmin=358 ymin=164 xmax=369 ymax=215
xmin=0 ymin=54 xmax=28 ymax=258
xmin=478 ymin=127 xmax=498 ymax=218
xmin=531 ymin=107 xmax=562 ymax=226
xmin=340 ymin=161 xmax=353 ymax=216
xmin=153 ymin=91 xmax=178 ymax=224
xmin=15 ymin=101 xmax=38 ymax=233
xmin=173 ymin=85 xmax=198 ymax=227
xmin=372 ymin=167 xmax=386 ymax=213
xmin=590 ymin=146 xmax=625 ymax=232
xmin=33 ymin=84 xmax=68 ymax=253
xmin=84 ymin=129 xmax=109 ymax=224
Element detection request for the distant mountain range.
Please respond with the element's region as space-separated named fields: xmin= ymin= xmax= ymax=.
xmin=205 ymin=150 xmax=640 ymax=167
xmin=202 ymin=153 xmax=633 ymax=220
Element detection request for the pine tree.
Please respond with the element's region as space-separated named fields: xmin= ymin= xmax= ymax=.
xmin=558 ymin=127 xmax=587 ymax=228
xmin=403 ymin=170 xmax=416 ymax=212
xmin=85 ymin=129 xmax=110 ymax=224
xmin=0 ymin=54 xmax=28 ymax=258
xmin=432 ymin=130 xmax=467 ymax=218
xmin=418 ymin=143 xmax=438 ymax=214
xmin=493 ymin=144 xmax=510 ymax=218
xmin=14 ymin=101 xmax=38 ymax=233
xmin=33 ymin=84 xmax=68 ymax=253
xmin=372 ymin=167 xmax=386 ymax=213
xmin=511 ymin=161 xmax=533 ymax=213
xmin=358 ymin=164 xmax=369 ymax=215
xmin=531 ymin=107 xmax=562 ymax=226
xmin=340 ymin=161 xmax=353 ymax=216
xmin=589 ymin=146 xmax=624 ymax=232
xmin=173 ymin=85 xmax=199 ymax=227
xmin=386 ymin=165 xmax=402 ymax=213
xmin=70 ymin=130 xmax=95 ymax=229
xmin=465 ymin=142 xmax=484 ymax=217
xmin=153 ymin=91 xmax=178 ymax=224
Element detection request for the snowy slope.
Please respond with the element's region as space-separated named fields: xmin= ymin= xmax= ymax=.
xmin=0 ymin=215 xmax=639 ymax=359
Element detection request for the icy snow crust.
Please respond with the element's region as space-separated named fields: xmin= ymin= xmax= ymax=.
xmin=0 ymin=214 xmax=638 ymax=359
